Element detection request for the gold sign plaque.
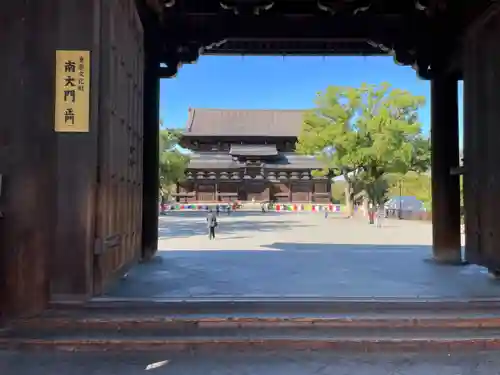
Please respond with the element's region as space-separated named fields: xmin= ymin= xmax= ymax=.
xmin=54 ymin=50 xmax=91 ymax=132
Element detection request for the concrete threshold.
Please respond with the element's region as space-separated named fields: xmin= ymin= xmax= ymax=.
xmin=50 ymin=296 xmax=500 ymax=314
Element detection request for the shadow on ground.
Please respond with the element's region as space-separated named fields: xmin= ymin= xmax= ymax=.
xmin=158 ymin=212 xmax=315 ymax=239
xmin=104 ymin=243 xmax=500 ymax=299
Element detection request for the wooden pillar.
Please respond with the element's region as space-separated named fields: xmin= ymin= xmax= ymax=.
xmin=0 ymin=0 xmax=102 ymax=314
xmin=141 ymin=26 xmax=160 ymax=260
xmin=430 ymin=75 xmax=462 ymax=264
xmin=0 ymin=0 xmax=60 ymax=317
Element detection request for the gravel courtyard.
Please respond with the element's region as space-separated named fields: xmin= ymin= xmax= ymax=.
xmin=104 ymin=211 xmax=500 ymax=299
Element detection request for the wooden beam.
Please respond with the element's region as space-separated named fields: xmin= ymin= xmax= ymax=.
xmin=162 ymin=14 xmax=423 ymax=42
xmin=201 ymin=42 xmax=383 ymax=56
xmin=162 ymin=0 xmax=446 ymax=17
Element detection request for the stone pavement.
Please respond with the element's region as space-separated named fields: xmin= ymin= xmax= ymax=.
xmin=2 ymin=350 xmax=500 ymax=375
xmin=103 ymin=211 xmax=500 ymax=299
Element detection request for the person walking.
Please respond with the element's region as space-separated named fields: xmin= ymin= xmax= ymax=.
xmin=375 ymin=204 xmax=384 ymax=228
xmin=207 ymin=209 xmax=218 ymax=240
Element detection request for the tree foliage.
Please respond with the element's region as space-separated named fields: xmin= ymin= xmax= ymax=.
xmin=297 ymin=82 xmax=430 ymax=207
xmin=159 ymin=128 xmax=189 ymax=190
xmin=331 ymin=180 xmax=347 ymax=203
xmin=385 ymin=172 xmax=462 ymax=211
xmin=387 ymin=172 xmax=432 ymax=209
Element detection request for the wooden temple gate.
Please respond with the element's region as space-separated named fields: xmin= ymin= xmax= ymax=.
xmin=2 ymin=0 xmax=500 ymax=318
xmin=0 ymin=0 xmax=161 ymax=316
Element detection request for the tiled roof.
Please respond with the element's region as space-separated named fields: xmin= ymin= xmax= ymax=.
xmin=184 ymin=108 xmax=306 ymax=137
xmin=187 ymin=152 xmax=324 ymax=170
xmin=267 ymin=153 xmax=324 ymax=169
xmin=188 ymin=152 xmax=240 ymax=169
xmin=229 ymin=144 xmax=278 ymax=157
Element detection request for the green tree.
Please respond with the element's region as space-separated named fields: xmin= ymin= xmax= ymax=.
xmin=159 ymin=127 xmax=189 ymax=198
xmin=364 ymin=176 xmax=391 ymax=206
xmin=297 ymin=83 xmax=430 ymax=211
xmin=331 ymin=180 xmax=347 ymax=203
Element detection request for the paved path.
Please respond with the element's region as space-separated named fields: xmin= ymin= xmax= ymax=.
xmin=104 ymin=211 xmax=500 ymax=299
xmin=3 ymin=350 xmax=500 ymax=375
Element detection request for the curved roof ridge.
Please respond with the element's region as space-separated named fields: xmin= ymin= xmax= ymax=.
xmin=184 ymin=108 xmax=307 ymax=137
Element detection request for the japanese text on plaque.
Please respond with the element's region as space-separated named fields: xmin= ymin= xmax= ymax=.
xmin=54 ymin=50 xmax=90 ymax=132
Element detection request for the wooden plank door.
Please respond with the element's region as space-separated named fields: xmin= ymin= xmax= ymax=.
xmin=93 ymin=0 xmax=144 ymax=295
xmin=197 ymin=184 xmax=215 ymax=202
xmin=291 ymin=183 xmax=310 ymax=202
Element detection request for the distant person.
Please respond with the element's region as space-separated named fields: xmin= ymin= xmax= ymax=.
xmin=216 ymin=205 xmax=220 ymax=216
xmin=207 ymin=209 xmax=218 ymax=240
xmin=375 ymin=204 xmax=384 ymax=228
xmin=227 ymin=204 xmax=231 ymax=216
xmin=368 ymin=203 xmax=375 ymax=224
xmin=159 ymin=189 xmax=166 ymax=214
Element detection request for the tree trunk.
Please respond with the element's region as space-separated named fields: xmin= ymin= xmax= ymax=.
xmin=344 ymin=185 xmax=354 ymax=217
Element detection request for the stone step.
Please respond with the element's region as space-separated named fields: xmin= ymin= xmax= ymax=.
xmin=8 ymin=311 xmax=500 ymax=332
xmin=2 ymin=327 xmax=500 ymax=352
xmin=4 ymin=298 xmax=500 ymax=352
xmin=4 ymin=299 xmax=500 ymax=352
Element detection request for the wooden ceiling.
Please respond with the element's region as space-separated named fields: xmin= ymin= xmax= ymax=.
xmin=142 ymin=0 xmax=492 ymax=79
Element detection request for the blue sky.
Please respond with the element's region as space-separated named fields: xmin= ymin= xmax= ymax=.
xmin=160 ymin=56 xmax=463 ymax=142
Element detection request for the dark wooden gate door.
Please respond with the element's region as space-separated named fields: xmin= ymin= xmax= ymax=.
xmin=291 ymin=183 xmax=310 ymax=202
xmin=93 ymin=0 xmax=144 ymax=295
xmin=197 ymin=184 xmax=215 ymax=201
